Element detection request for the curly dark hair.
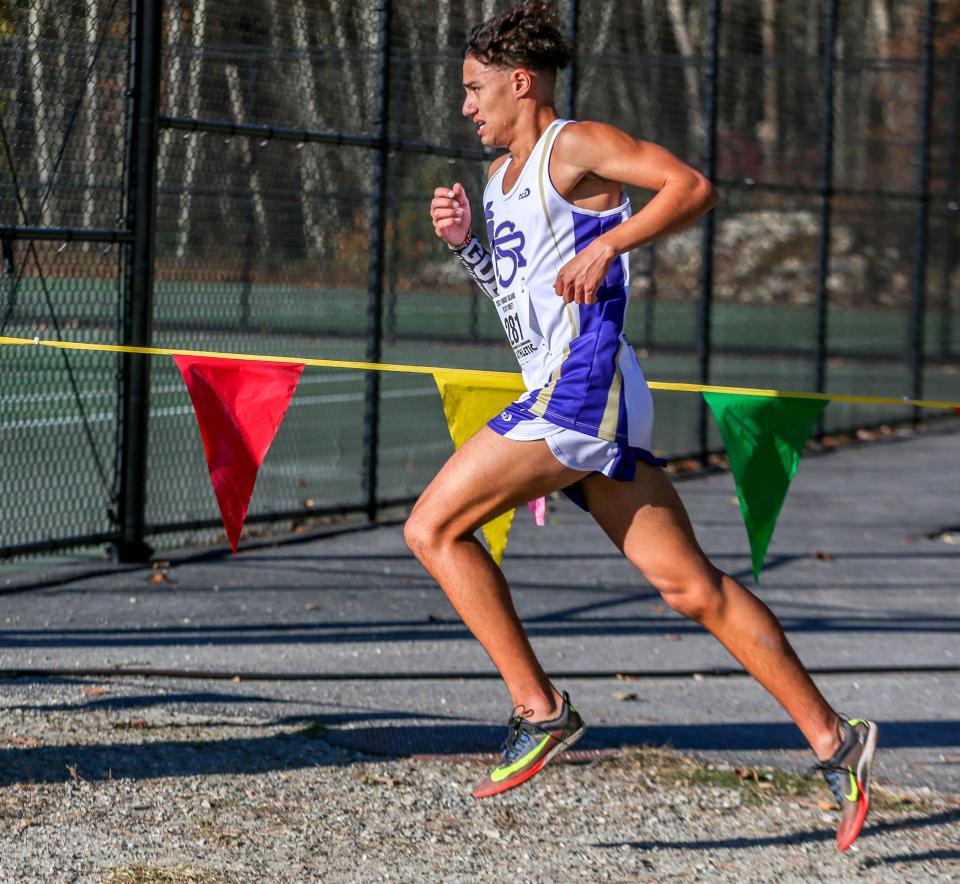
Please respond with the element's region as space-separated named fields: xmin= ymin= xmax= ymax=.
xmin=464 ymin=1 xmax=574 ymax=73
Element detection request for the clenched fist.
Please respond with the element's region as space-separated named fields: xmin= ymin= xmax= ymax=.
xmin=430 ymin=182 xmax=472 ymax=247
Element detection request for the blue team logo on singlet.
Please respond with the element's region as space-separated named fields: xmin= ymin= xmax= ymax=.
xmin=485 ymin=201 xmax=526 ymax=287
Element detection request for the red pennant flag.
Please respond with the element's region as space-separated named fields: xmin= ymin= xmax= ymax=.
xmin=174 ymin=355 xmax=304 ymax=553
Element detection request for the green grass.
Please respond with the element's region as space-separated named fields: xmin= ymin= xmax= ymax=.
xmin=616 ymin=746 xmax=815 ymax=806
xmin=297 ymin=719 xmax=328 ymax=739
xmin=612 ymin=744 xmax=934 ymax=811
xmin=101 ymin=867 xmax=222 ymax=884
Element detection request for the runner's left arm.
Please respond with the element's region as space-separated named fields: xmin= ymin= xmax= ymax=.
xmin=551 ymin=124 xmax=718 ymax=305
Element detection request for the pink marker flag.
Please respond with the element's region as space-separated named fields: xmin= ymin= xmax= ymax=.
xmin=174 ymin=355 xmax=304 ymax=553
xmin=527 ymin=496 xmax=546 ymax=527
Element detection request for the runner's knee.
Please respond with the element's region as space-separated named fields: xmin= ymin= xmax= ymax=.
xmin=403 ymin=504 xmax=463 ymax=560
xmin=652 ymin=567 xmax=725 ymax=623
xmin=403 ymin=509 xmax=435 ymax=560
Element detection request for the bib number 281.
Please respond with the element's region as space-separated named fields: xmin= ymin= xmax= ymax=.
xmin=504 ymin=313 xmax=523 ymax=345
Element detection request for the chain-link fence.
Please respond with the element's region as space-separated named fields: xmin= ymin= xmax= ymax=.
xmin=2 ymin=0 xmax=958 ymax=560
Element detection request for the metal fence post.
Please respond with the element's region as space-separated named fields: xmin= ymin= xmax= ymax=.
xmin=362 ymin=0 xmax=392 ymax=522
xmin=814 ymin=0 xmax=839 ymax=439
xmin=939 ymin=56 xmax=959 ymax=362
xmin=908 ymin=0 xmax=937 ymax=422
xmin=113 ymin=0 xmax=162 ymax=563
xmin=696 ymin=0 xmax=720 ymax=462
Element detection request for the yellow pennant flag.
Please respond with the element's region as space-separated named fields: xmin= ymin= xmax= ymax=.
xmin=433 ymin=371 xmax=526 ymax=564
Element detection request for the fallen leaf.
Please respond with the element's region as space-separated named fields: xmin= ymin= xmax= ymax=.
xmin=691 ymin=673 xmax=705 ymax=681
xmin=151 ymin=560 xmax=172 ymax=570
xmin=813 ymin=549 xmax=834 ymax=561
xmin=357 ymin=774 xmax=404 ymax=786
xmin=231 ymin=676 xmax=241 ymax=684
xmin=817 ymin=799 xmax=836 ymax=811
xmin=614 ymin=691 xmax=638 ymax=702
xmin=614 ymin=673 xmax=639 ymax=682
xmin=113 ymin=719 xmax=147 ymax=730
xmin=80 ymin=686 xmax=108 ymax=697
xmin=304 ymin=602 xmax=319 ymax=610
xmin=663 ymin=633 xmax=682 ymax=641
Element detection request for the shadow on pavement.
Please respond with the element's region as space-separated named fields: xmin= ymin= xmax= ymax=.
xmin=862 ymin=848 xmax=960 ymax=866
xmin=3 ymin=719 xmax=956 ymax=787
xmin=595 ymin=808 xmax=960 ymax=851
xmin=3 ymin=606 xmax=959 ymax=651
xmin=322 ymin=719 xmax=960 ymax=757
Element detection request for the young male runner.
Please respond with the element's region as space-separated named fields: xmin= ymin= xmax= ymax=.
xmin=412 ymin=0 xmax=877 ymax=851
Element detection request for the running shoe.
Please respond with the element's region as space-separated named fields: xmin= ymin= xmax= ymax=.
xmin=472 ymin=692 xmax=586 ymax=798
xmin=815 ymin=716 xmax=879 ymax=851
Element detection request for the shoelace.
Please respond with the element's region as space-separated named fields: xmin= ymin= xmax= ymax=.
xmin=810 ymin=719 xmax=862 ymax=805
xmin=814 ymin=763 xmax=851 ymax=806
xmin=500 ymin=705 xmax=536 ymax=763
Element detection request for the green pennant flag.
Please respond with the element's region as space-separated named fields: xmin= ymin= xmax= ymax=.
xmin=703 ymin=393 xmax=828 ymax=583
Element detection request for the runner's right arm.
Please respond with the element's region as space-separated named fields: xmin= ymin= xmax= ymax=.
xmin=430 ymin=182 xmax=498 ymax=302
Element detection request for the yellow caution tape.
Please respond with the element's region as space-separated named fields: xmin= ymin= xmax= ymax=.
xmin=2 ymin=334 xmax=959 ymax=411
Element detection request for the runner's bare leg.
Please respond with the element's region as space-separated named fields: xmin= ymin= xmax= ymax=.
xmin=404 ymin=427 xmax=588 ymax=721
xmin=582 ymin=462 xmax=844 ymax=760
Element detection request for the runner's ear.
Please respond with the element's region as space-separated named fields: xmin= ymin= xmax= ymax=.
xmin=510 ymin=67 xmax=534 ymax=99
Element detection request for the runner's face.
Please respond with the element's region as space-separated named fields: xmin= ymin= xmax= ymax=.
xmin=461 ymin=54 xmax=514 ymax=147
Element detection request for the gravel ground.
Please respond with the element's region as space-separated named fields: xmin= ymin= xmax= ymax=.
xmin=1 ymin=677 xmax=958 ymax=883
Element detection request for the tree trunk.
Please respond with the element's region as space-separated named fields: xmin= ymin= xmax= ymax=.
xmin=175 ymin=0 xmax=206 ymax=261
xmin=327 ymin=0 xmax=367 ymax=132
xmin=758 ymin=0 xmax=778 ymax=177
xmin=157 ymin=0 xmax=184 ymax=202
xmin=82 ymin=0 xmax=102 ymax=242
xmin=290 ymin=0 xmax=328 ymax=257
xmin=578 ymin=0 xmax=615 ymax=113
xmin=225 ymin=63 xmax=269 ymax=252
xmin=665 ymin=0 xmax=704 ymax=145
xmin=27 ymin=3 xmax=55 ymax=227
xmin=432 ymin=3 xmax=452 ymax=129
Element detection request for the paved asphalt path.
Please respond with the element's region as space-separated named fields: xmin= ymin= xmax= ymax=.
xmin=2 ymin=420 xmax=958 ymax=791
